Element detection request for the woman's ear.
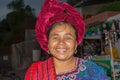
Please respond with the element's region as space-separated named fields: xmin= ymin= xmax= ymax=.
xmin=75 ymin=41 xmax=77 ymax=50
xmin=74 ymin=41 xmax=78 ymax=55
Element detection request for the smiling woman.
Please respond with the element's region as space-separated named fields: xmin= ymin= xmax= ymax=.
xmin=47 ymin=22 xmax=77 ymax=74
xmin=24 ymin=0 xmax=109 ymax=80
xmin=48 ymin=22 xmax=77 ymax=60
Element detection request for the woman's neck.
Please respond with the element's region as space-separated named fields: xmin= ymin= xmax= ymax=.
xmin=53 ymin=57 xmax=76 ymax=74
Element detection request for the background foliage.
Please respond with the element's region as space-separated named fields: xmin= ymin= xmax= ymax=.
xmin=0 ymin=0 xmax=36 ymax=46
xmin=96 ymin=1 xmax=120 ymax=14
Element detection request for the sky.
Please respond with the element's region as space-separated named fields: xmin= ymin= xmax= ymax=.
xmin=0 ymin=0 xmax=66 ymax=20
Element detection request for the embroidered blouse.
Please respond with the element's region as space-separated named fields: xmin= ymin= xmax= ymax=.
xmin=56 ymin=58 xmax=109 ymax=80
xmin=25 ymin=57 xmax=109 ymax=80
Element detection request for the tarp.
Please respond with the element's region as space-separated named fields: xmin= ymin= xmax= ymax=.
xmin=106 ymin=14 xmax=120 ymax=21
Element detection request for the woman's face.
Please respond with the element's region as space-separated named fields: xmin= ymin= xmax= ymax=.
xmin=48 ymin=23 xmax=77 ymax=61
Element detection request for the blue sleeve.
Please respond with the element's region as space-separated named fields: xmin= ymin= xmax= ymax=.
xmin=83 ymin=60 xmax=110 ymax=80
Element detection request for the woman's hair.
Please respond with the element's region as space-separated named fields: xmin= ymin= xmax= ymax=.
xmin=46 ymin=21 xmax=78 ymax=40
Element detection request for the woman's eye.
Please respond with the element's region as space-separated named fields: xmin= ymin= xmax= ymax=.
xmin=52 ymin=36 xmax=58 ymax=39
xmin=65 ymin=37 xmax=72 ymax=40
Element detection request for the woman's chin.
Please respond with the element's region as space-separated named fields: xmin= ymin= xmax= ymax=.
xmin=54 ymin=55 xmax=73 ymax=61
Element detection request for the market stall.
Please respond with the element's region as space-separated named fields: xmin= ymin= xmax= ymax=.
xmin=83 ymin=11 xmax=120 ymax=79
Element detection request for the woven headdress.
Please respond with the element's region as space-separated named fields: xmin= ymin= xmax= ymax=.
xmin=36 ymin=0 xmax=85 ymax=52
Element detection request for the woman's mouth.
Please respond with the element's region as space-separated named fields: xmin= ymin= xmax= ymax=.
xmin=56 ymin=48 xmax=67 ymax=53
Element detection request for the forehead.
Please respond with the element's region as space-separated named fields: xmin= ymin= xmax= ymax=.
xmin=50 ymin=23 xmax=75 ymax=33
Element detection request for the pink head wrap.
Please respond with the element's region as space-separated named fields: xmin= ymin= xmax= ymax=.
xmin=35 ymin=0 xmax=85 ymax=52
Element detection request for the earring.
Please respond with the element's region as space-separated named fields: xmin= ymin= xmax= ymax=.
xmin=48 ymin=50 xmax=51 ymax=54
xmin=75 ymin=49 xmax=77 ymax=54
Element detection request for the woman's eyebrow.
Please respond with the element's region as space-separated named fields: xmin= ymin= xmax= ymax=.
xmin=65 ymin=33 xmax=74 ymax=37
xmin=50 ymin=33 xmax=59 ymax=36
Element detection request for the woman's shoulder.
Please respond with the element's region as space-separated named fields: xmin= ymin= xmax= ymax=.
xmin=78 ymin=57 xmax=109 ymax=79
xmin=29 ymin=57 xmax=53 ymax=68
xmin=25 ymin=57 xmax=54 ymax=80
xmin=78 ymin=57 xmax=104 ymax=70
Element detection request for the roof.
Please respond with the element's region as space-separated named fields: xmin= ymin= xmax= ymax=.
xmin=84 ymin=11 xmax=120 ymax=26
xmin=67 ymin=0 xmax=117 ymax=7
xmin=106 ymin=14 xmax=120 ymax=21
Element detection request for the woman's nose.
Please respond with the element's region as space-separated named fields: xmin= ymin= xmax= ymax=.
xmin=58 ymin=39 xmax=65 ymax=44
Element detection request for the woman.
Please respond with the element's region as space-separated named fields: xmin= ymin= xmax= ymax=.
xmin=25 ymin=0 xmax=109 ymax=80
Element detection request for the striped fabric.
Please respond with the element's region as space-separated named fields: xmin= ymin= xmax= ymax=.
xmin=24 ymin=58 xmax=56 ymax=80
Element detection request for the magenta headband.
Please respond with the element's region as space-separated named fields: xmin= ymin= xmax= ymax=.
xmin=35 ymin=0 xmax=85 ymax=52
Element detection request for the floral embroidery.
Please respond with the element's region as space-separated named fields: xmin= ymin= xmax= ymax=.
xmin=79 ymin=64 xmax=86 ymax=71
xmin=69 ymin=74 xmax=76 ymax=80
xmin=56 ymin=58 xmax=84 ymax=79
xmin=56 ymin=58 xmax=109 ymax=80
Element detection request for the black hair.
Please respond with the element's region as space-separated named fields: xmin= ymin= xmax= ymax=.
xmin=46 ymin=21 xmax=78 ymax=40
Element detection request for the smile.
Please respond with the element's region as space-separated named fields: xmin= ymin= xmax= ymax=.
xmin=56 ymin=48 xmax=67 ymax=53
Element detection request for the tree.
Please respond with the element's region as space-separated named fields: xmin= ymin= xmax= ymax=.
xmin=96 ymin=1 xmax=120 ymax=14
xmin=7 ymin=0 xmax=25 ymax=11
xmin=0 ymin=0 xmax=36 ymax=45
xmin=0 ymin=19 xmax=10 ymax=32
xmin=0 ymin=19 xmax=11 ymax=45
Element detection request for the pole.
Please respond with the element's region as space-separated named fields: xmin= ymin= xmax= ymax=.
xmin=109 ymin=39 xmax=116 ymax=80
